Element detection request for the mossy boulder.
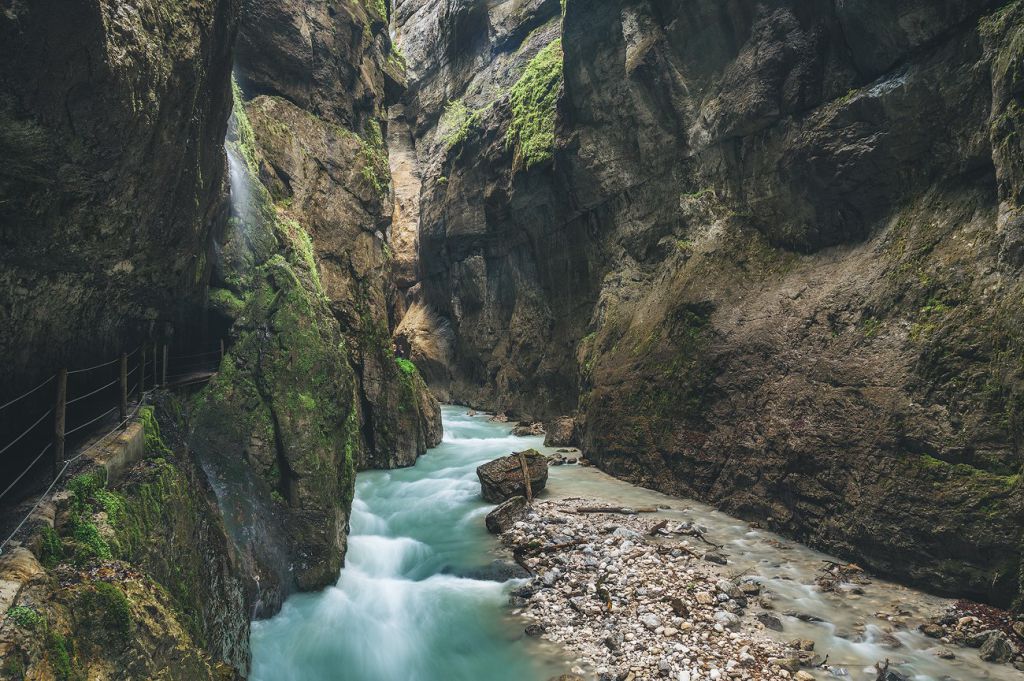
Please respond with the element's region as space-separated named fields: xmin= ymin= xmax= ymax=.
xmin=2 ymin=405 xmax=250 ymax=679
xmin=194 ymin=220 xmax=360 ymax=606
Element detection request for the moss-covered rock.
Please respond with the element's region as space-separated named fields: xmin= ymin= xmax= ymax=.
xmin=1 ymin=404 xmax=250 ymax=679
xmin=196 ymin=91 xmax=365 ymax=608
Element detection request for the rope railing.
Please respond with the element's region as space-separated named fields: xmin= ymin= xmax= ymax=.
xmin=0 ymin=443 xmax=52 ymax=503
xmin=0 ymin=410 xmax=53 ymax=457
xmin=0 ymin=375 xmax=54 ymax=413
xmin=0 ymin=389 xmax=157 ymax=554
xmin=66 ymin=378 xmax=120 ymax=406
xmin=65 ymin=407 xmax=118 ymax=437
xmin=0 ymin=338 xmax=225 ymax=532
xmin=66 ymin=356 xmax=121 ymax=376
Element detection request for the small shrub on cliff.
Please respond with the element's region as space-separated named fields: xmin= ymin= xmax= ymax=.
xmin=507 ymin=38 xmax=563 ymax=169
xmin=395 ymin=357 xmax=417 ymax=377
xmin=440 ymin=99 xmax=476 ymax=150
xmin=79 ymin=582 xmax=132 ymax=637
xmin=39 ymin=525 xmax=64 ymax=567
xmin=441 ymin=99 xmax=495 ymax=151
xmin=6 ymin=605 xmax=43 ymax=629
xmin=359 ymin=120 xmax=390 ymax=197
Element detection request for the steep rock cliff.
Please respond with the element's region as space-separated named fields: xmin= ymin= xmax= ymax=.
xmin=392 ymin=0 xmax=579 ymax=416
xmin=234 ymin=0 xmax=441 ymax=472
xmin=0 ymin=0 xmax=237 ymax=386
xmin=191 ymin=0 xmax=441 ymax=616
xmin=398 ymin=0 xmax=1024 ymax=607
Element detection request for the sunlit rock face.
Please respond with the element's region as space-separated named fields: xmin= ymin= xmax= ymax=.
xmin=230 ymin=0 xmax=441 ymax=474
xmin=391 ymin=0 xmax=580 ymax=418
xmin=190 ymin=0 xmax=442 ymax=618
xmin=397 ymin=0 xmax=1024 ymax=607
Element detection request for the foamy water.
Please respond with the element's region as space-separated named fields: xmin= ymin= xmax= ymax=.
xmin=251 ymin=407 xmax=1019 ymax=681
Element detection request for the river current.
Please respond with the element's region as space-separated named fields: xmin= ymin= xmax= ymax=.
xmin=251 ymin=406 xmax=1020 ymax=681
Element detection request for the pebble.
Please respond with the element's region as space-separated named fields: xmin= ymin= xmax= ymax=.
xmin=501 ymin=498 xmax=793 ymax=679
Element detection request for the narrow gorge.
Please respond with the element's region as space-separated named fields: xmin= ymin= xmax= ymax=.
xmin=1 ymin=0 xmax=1023 ymax=680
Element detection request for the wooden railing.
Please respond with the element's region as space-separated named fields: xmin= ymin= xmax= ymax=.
xmin=0 ymin=340 xmax=224 ymax=553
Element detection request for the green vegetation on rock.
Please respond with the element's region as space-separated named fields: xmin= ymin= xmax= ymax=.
xmin=40 ymin=525 xmax=64 ymax=567
xmin=440 ymin=99 xmax=484 ymax=151
xmin=359 ymin=119 xmax=391 ymax=197
xmin=78 ymin=581 xmax=132 ymax=638
xmin=507 ymin=38 xmax=563 ymax=169
xmin=140 ymin=406 xmax=172 ymax=456
xmin=396 ymin=357 xmax=417 ymax=376
xmin=46 ymin=629 xmax=81 ymax=681
xmin=362 ymin=0 xmax=387 ymax=19
xmin=231 ymin=78 xmax=260 ymax=175
xmin=6 ymin=605 xmax=43 ymax=629
xmin=209 ymin=288 xmax=246 ymax=320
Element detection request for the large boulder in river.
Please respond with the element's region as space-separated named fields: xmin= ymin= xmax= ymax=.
xmin=485 ymin=496 xmax=529 ymax=534
xmin=477 ymin=450 xmax=548 ymax=503
xmin=543 ymin=416 xmax=577 ymax=447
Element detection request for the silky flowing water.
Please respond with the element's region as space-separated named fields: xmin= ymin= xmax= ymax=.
xmin=249 ymin=407 xmax=570 ymax=680
xmin=251 ymin=407 xmax=1020 ymax=681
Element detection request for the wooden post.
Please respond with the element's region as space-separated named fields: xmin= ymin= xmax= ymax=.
xmin=162 ymin=345 xmax=168 ymax=386
xmin=119 ymin=352 xmax=128 ymax=428
xmin=517 ymin=451 xmax=533 ymax=502
xmin=139 ymin=346 xmax=146 ymax=396
xmin=220 ymin=338 xmax=225 ymax=363
xmin=152 ymin=342 xmax=157 ymax=387
xmin=53 ymin=369 xmax=67 ymax=477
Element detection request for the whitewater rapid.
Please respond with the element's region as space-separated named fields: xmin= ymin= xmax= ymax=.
xmin=249 ymin=407 xmax=567 ymax=681
xmin=252 ymin=406 xmax=1020 ymax=681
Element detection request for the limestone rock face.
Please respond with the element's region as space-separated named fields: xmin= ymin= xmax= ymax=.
xmin=391 ymin=0 xmax=574 ymax=419
xmin=0 ymin=0 xmax=236 ymax=368
xmin=558 ymin=0 xmax=1024 ymax=608
xmin=188 ymin=0 xmax=440 ymax=617
xmin=232 ymin=0 xmax=442 ymax=473
xmin=236 ymin=0 xmax=403 ymax=133
xmin=397 ymin=0 xmax=1024 ymax=607
xmin=477 ymin=450 xmax=548 ymax=503
xmin=544 ymin=417 xmax=577 ymax=447
xmin=0 ymin=0 xmax=238 ymax=480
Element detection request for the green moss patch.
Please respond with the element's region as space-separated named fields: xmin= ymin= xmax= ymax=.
xmin=77 ymin=581 xmax=132 ymax=639
xmin=6 ymin=605 xmax=43 ymax=630
xmin=440 ymin=99 xmax=490 ymax=151
xmin=140 ymin=406 xmax=172 ymax=456
xmin=46 ymin=629 xmax=83 ymax=681
xmin=231 ymin=78 xmax=259 ymax=175
xmin=507 ymin=38 xmax=563 ymax=169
